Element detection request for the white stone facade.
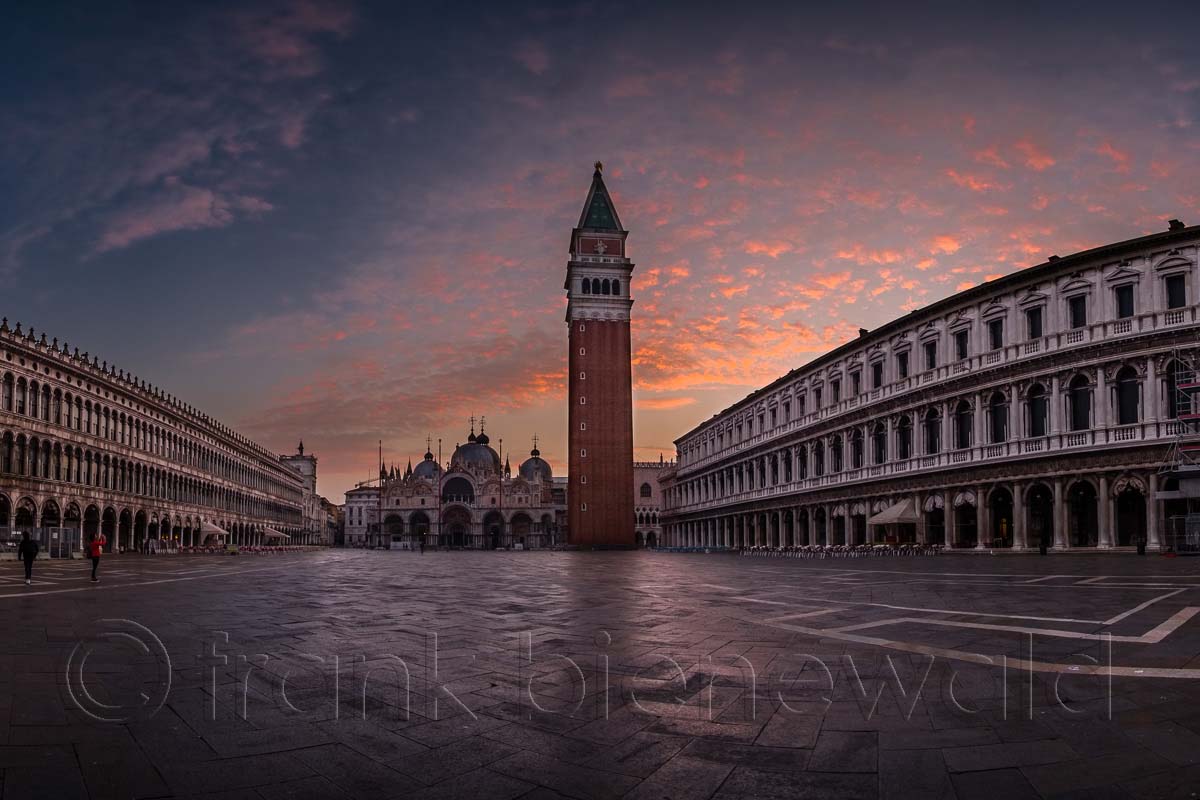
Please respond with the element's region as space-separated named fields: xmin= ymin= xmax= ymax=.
xmin=660 ymin=223 xmax=1200 ymax=552
xmin=0 ymin=322 xmax=306 ymax=552
xmin=634 ymin=460 xmax=672 ymax=547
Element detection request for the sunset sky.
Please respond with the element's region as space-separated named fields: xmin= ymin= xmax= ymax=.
xmin=5 ymin=2 xmax=1200 ymax=499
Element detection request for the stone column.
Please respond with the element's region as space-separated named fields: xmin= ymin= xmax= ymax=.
xmin=1097 ymin=365 xmax=1109 ymax=430
xmin=1013 ymin=483 xmax=1027 ymax=550
xmin=1008 ymin=385 xmax=1020 ymax=443
xmin=976 ymin=485 xmax=990 ymax=549
xmin=1146 ymin=357 xmax=1159 ymax=423
xmin=944 ymin=489 xmax=955 ymax=547
xmin=942 ymin=402 xmax=953 ymax=454
xmin=1099 ymin=474 xmax=1113 ymax=548
xmin=1147 ymin=473 xmax=1162 ymax=551
xmin=1053 ymin=478 xmax=1067 ymax=549
xmin=1050 ymin=374 xmax=1062 ymax=435
xmin=973 ymin=392 xmax=985 ymax=450
xmin=914 ymin=491 xmax=925 ymax=544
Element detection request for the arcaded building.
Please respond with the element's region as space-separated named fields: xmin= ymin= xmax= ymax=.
xmin=0 ymin=321 xmax=306 ymax=551
xmin=660 ymin=222 xmax=1199 ymax=552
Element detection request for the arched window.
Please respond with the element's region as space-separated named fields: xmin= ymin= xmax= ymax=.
xmin=813 ymin=442 xmax=825 ymax=476
xmin=830 ymin=436 xmax=843 ymax=473
xmin=601 ymin=278 xmax=611 ymax=295
xmin=15 ymin=378 xmax=26 ymax=415
xmin=591 ymin=278 xmax=601 ymax=294
xmin=872 ymin=423 xmax=886 ymax=464
xmin=851 ymin=430 xmax=864 ymax=469
xmin=954 ymin=400 xmax=973 ymax=449
xmin=1027 ymin=384 xmax=1049 ymax=437
xmin=1115 ymin=366 xmax=1139 ymax=426
xmin=796 ymin=444 xmax=808 ymax=479
xmin=640 ymin=482 xmax=652 ymax=498
xmin=612 ymin=280 xmax=620 ymax=295
xmin=1069 ymin=375 xmax=1091 ymax=431
xmin=896 ymin=415 xmax=913 ymax=460
xmin=1 ymin=373 xmax=11 ymax=412
xmin=581 ymin=278 xmax=590 ymax=294
xmin=988 ymin=391 xmax=1008 ymax=443
xmin=924 ymin=409 xmax=941 ymax=454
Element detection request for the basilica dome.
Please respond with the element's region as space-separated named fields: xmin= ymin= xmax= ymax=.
xmin=412 ymin=450 xmax=441 ymax=479
xmin=451 ymin=435 xmax=501 ymax=473
xmin=519 ymin=447 xmax=553 ymax=481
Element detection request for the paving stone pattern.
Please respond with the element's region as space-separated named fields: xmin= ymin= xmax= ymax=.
xmin=2 ymin=550 xmax=1200 ymax=799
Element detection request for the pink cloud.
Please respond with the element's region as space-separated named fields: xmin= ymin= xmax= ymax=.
xmin=95 ymin=179 xmax=272 ymax=253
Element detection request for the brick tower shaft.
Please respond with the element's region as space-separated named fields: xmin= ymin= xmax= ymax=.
xmin=565 ymin=163 xmax=635 ymax=548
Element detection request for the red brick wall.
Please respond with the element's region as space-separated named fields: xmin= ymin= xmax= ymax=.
xmin=567 ymin=318 xmax=634 ymax=547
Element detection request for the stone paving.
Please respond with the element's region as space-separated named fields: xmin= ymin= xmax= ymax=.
xmin=3 ymin=550 xmax=1200 ymax=799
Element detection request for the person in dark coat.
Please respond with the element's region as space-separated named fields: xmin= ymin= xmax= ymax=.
xmin=17 ymin=532 xmax=39 ymax=585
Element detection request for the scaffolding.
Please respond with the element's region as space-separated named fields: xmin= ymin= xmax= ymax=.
xmin=1162 ymin=340 xmax=1200 ymax=553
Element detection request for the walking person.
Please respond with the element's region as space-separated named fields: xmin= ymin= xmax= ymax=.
xmin=89 ymin=532 xmax=107 ymax=582
xmin=18 ymin=531 xmax=38 ymax=585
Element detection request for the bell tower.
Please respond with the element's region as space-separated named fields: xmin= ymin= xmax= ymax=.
xmin=565 ymin=162 xmax=635 ymax=548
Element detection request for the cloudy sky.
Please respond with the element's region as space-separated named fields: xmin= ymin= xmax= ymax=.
xmin=5 ymin=1 xmax=1200 ymax=499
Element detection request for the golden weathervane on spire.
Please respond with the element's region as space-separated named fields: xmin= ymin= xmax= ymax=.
xmin=594 ymin=160 xmax=603 ymax=172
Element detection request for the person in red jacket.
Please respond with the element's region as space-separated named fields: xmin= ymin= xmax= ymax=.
xmin=89 ymin=533 xmax=106 ymax=582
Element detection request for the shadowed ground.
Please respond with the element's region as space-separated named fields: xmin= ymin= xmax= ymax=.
xmin=2 ymin=550 xmax=1200 ymax=799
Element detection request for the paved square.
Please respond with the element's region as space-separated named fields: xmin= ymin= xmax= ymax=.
xmin=4 ymin=551 xmax=1200 ymax=799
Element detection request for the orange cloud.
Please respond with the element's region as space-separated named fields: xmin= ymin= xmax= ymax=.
xmin=929 ymin=235 xmax=961 ymax=254
xmin=744 ymin=240 xmax=793 ymax=258
xmin=945 ymin=169 xmax=1000 ymax=192
xmin=637 ymin=396 xmax=698 ymax=410
xmin=1014 ymin=139 xmax=1055 ymax=171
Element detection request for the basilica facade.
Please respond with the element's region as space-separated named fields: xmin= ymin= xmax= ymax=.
xmin=345 ymin=425 xmax=567 ymax=549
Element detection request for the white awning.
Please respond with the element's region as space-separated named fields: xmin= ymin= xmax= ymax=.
xmin=868 ymin=499 xmax=919 ymax=526
xmin=199 ymin=522 xmax=228 ymax=537
xmin=263 ymin=527 xmax=291 ymax=540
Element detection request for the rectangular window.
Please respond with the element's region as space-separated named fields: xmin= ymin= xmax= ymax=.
xmin=580 ymin=449 xmax=586 ymax=457
xmin=814 ymin=387 xmax=822 ymax=408
xmin=988 ymin=319 xmax=1003 ymax=350
xmin=954 ymin=330 xmax=969 ymax=361
xmin=579 ymin=371 xmax=586 ymax=379
xmin=924 ymin=341 xmax=937 ymax=371
xmin=1068 ymin=295 xmax=1087 ymax=329
xmin=580 ymin=422 xmax=586 ymax=430
xmin=851 ymin=372 xmax=861 ymax=395
xmin=897 ymin=352 xmax=909 ymax=379
xmin=783 ymin=401 xmax=790 ymax=422
xmin=1026 ymin=307 xmax=1043 ymax=339
xmin=1115 ymin=284 xmax=1135 ymax=319
xmin=797 ymin=395 xmax=806 ymax=416
xmin=831 ymin=380 xmax=841 ymax=403
xmin=1167 ymin=274 xmax=1187 ymax=310
xmin=580 ymin=397 xmax=586 ymax=404
xmin=758 ymin=412 xmax=765 ymax=430
xmin=871 ymin=362 xmax=883 ymax=389
xmin=580 ymin=475 xmax=587 ymax=484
